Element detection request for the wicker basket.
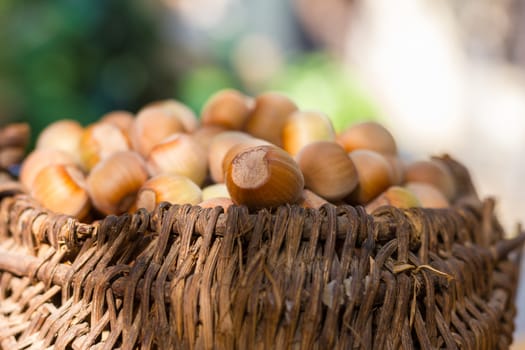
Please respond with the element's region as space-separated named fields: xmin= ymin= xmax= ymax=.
xmin=0 ymin=126 xmax=523 ymax=349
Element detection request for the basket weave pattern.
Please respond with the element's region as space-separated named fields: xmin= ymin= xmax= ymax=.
xmin=0 ymin=190 xmax=522 ymax=349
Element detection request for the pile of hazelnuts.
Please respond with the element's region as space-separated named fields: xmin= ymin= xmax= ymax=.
xmin=19 ymin=89 xmax=457 ymax=222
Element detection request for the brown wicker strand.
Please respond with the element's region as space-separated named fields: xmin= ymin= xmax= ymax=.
xmin=0 ymin=195 xmax=523 ymax=349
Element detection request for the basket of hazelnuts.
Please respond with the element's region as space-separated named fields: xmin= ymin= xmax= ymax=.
xmin=0 ymin=90 xmax=523 ymax=349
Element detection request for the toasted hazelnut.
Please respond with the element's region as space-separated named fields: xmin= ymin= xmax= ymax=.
xmin=225 ymin=144 xmax=304 ymax=209
xmin=79 ymin=122 xmax=130 ymax=171
xmin=135 ymin=174 xmax=202 ymax=212
xmin=243 ymin=92 xmax=298 ymax=147
xmin=129 ymin=105 xmax=185 ymax=157
xmin=347 ymin=150 xmax=394 ymax=204
xmin=20 ymin=149 xmax=78 ymax=190
xmin=404 ymin=160 xmax=456 ymax=200
xmin=365 ymin=186 xmax=421 ymax=214
xmin=36 ymin=119 xmax=84 ymax=162
xmin=336 ymin=121 xmax=397 ymax=155
xmin=31 ymin=164 xmax=91 ymax=220
xmin=201 ymin=89 xmax=253 ymax=130
xmin=146 ymin=133 xmax=208 ymax=186
xmin=282 ymin=110 xmax=336 ymax=156
xmin=296 ymin=141 xmax=358 ymax=201
xmin=87 ymin=151 xmax=148 ymax=215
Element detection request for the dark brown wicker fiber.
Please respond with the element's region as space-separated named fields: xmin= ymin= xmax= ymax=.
xmin=0 ymin=127 xmax=523 ymax=349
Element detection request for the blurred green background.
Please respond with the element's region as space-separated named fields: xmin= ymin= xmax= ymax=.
xmin=0 ymin=1 xmax=182 ymax=141
xmin=0 ymin=0 xmax=379 ymax=146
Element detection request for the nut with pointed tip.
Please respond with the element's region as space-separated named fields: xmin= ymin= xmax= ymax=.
xmin=135 ymin=174 xmax=202 ymax=212
xmin=31 ymin=164 xmax=91 ymax=220
xmin=36 ymin=119 xmax=84 ymax=163
xmin=207 ymin=131 xmax=254 ymax=183
xmin=282 ymin=110 xmax=336 ymax=156
xmin=336 ymin=121 xmax=398 ymax=155
xmin=347 ymin=149 xmax=394 ymax=204
xmin=404 ymin=182 xmax=449 ymax=208
xmin=129 ymin=104 xmax=185 ymax=157
xmin=146 ymin=133 xmax=208 ymax=186
xmin=365 ymin=186 xmax=421 ymax=214
xmin=404 ymin=160 xmax=456 ymax=200
xmin=87 ymin=151 xmax=148 ymax=215
xmin=79 ymin=122 xmax=130 ymax=171
xmin=201 ymin=89 xmax=253 ymax=130
xmin=243 ymin=92 xmax=297 ymax=147
xmin=225 ymin=145 xmax=304 ymax=209
xmin=20 ymin=149 xmax=78 ymax=190
xmin=296 ymin=141 xmax=358 ymax=201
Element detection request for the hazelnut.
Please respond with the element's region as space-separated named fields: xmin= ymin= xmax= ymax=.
xmin=207 ymin=131 xmax=253 ymax=183
xmin=146 ymin=133 xmax=208 ymax=186
xmin=404 ymin=182 xmax=449 ymax=208
xmin=99 ymin=110 xmax=134 ymax=136
xmin=225 ymin=145 xmax=304 ymax=209
xmin=202 ymin=183 xmax=230 ymax=201
xmin=87 ymin=151 xmax=148 ymax=215
xmin=197 ymin=197 xmax=234 ymax=211
xmin=19 ymin=149 xmax=78 ymax=190
xmin=337 ymin=121 xmax=397 ymax=155
xmin=31 ymin=164 xmax=91 ymax=220
xmin=201 ymin=89 xmax=253 ymax=130
xmin=146 ymin=99 xmax=199 ymax=133
xmin=296 ymin=141 xmax=358 ymax=201
xmin=129 ymin=104 xmax=185 ymax=157
xmin=243 ymin=92 xmax=297 ymax=146
xmin=282 ymin=110 xmax=336 ymax=156
xmin=79 ymin=122 xmax=130 ymax=171
xmin=135 ymin=174 xmax=202 ymax=212
xmin=36 ymin=119 xmax=84 ymax=163
xmin=365 ymin=186 xmax=421 ymax=214
xmin=347 ymin=150 xmax=394 ymax=204
xmin=404 ymin=160 xmax=456 ymax=200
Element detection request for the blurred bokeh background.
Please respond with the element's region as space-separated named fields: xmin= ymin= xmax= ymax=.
xmin=1 ymin=0 xmax=525 ymax=345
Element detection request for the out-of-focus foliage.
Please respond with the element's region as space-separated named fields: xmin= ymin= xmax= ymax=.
xmin=179 ymin=49 xmax=380 ymax=131
xmin=178 ymin=66 xmax=240 ymax=114
xmin=267 ymin=53 xmax=380 ymax=132
xmin=0 ymin=0 xmax=380 ymax=143
xmin=0 ymin=0 xmax=180 ymax=143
